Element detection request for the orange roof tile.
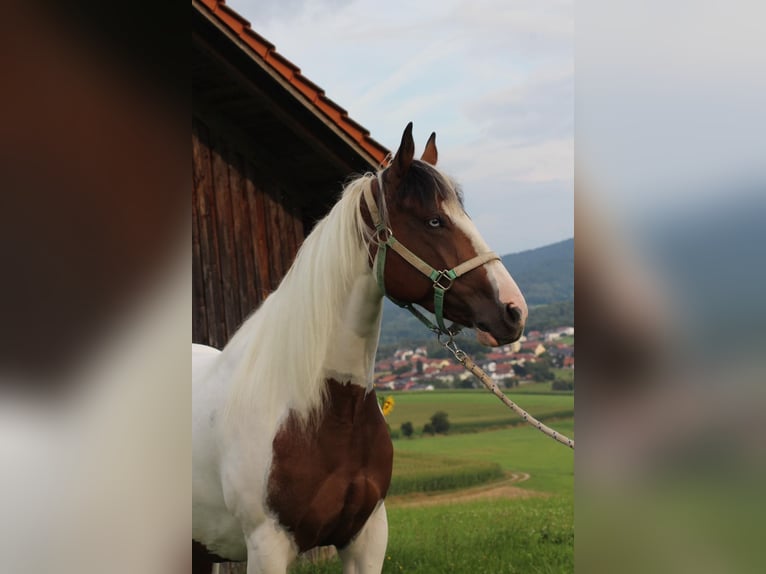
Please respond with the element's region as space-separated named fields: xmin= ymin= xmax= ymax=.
xmin=196 ymin=0 xmax=390 ymax=166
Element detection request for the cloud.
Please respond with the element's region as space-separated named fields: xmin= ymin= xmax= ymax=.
xmin=228 ymin=0 xmax=354 ymax=25
xmin=464 ymin=66 xmax=573 ymax=144
xmin=445 ymin=137 xmax=573 ymax=185
xmin=448 ymin=0 xmax=573 ymax=54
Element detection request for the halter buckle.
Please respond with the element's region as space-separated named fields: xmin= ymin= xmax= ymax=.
xmin=433 ymin=270 xmax=455 ymax=291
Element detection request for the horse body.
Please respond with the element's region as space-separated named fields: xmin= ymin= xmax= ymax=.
xmin=192 ymin=124 xmax=528 ymax=573
xmin=268 ymin=378 xmax=393 ymax=552
xmin=193 ymin=185 xmax=391 ymax=572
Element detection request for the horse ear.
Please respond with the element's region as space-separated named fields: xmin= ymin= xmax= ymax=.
xmin=384 ymin=122 xmax=415 ymax=194
xmin=421 ymin=132 xmax=438 ymax=165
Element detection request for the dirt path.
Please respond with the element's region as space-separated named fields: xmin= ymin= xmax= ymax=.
xmin=387 ymin=472 xmax=547 ymax=508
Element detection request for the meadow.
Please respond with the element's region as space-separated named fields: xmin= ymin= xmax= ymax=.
xmin=384 ymin=388 xmax=573 ymax=436
xmin=389 ymin=451 xmax=504 ymax=495
xmin=289 ymin=390 xmax=574 ymax=573
xmin=393 ymin=421 xmax=574 ymax=493
xmin=290 ymin=496 xmax=573 ymax=574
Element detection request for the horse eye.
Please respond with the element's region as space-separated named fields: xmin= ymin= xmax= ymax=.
xmin=427 ymin=217 xmax=443 ymax=228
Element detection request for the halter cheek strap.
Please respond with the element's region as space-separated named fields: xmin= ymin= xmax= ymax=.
xmin=364 ymin=176 xmax=500 ymax=334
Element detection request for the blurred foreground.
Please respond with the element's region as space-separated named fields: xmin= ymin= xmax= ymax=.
xmin=0 ymin=2 xmax=188 ymax=573
xmin=577 ymin=1 xmax=766 ymax=572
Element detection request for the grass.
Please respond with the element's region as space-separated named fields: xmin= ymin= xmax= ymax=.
xmin=289 ymin=495 xmax=573 ymax=574
xmin=393 ymin=421 xmax=574 ymax=493
xmin=384 ymin=390 xmax=574 ymax=436
xmin=551 ymin=368 xmax=574 ymax=384
xmin=512 ymin=381 xmax=567 ymax=393
xmin=389 ymin=451 xmax=504 ymax=495
xmin=444 ymin=411 xmax=574 ymax=435
xmin=385 ymin=495 xmax=573 ymax=573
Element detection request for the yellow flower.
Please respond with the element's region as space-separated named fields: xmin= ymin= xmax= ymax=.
xmin=382 ymin=396 xmax=395 ymax=416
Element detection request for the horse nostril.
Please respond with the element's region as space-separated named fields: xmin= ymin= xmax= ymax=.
xmin=506 ymin=304 xmax=522 ymax=324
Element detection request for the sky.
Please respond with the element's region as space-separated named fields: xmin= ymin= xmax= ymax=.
xmin=228 ymin=0 xmax=574 ymax=255
xmin=577 ymin=0 xmax=766 ymax=220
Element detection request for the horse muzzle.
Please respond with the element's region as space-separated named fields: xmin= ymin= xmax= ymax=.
xmin=475 ymin=303 xmax=526 ymax=347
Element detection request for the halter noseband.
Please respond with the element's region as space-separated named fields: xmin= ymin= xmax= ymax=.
xmin=363 ymin=174 xmax=500 ymax=335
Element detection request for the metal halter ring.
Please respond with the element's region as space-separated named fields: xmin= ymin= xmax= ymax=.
xmin=432 ymin=270 xmax=455 ymax=291
xmin=373 ymin=226 xmax=393 ymax=246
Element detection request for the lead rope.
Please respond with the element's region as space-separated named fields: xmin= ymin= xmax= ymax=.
xmin=439 ymin=334 xmax=575 ymax=449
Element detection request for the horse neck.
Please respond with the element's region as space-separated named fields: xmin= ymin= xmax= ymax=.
xmin=220 ymin=179 xmax=382 ymax=427
xmin=321 ymin=271 xmax=383 ymax=390
xmin=249 ymin=255 xmax=382 ymax=391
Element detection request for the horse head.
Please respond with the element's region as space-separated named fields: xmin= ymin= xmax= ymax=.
xmin=367 ymin=123 xmax=528 ymax=346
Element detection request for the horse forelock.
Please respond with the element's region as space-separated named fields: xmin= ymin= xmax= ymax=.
xmin=394 ymin=161 xmax=464 ymax=211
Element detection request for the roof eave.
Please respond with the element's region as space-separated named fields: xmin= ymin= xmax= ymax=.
xmin=193 ymin=0 xmax=389 ymax=169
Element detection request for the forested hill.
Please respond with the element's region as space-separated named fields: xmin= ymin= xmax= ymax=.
xmin=500 ymin=238 xmax=573 ymax=306
xmin=379 ymin=238 xmax=574 ymax=348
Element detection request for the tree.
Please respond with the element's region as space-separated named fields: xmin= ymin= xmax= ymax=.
xmin=400 ymin=421 xmax=414 ymax=438
xmin=502 ymin=378 xmax=518 ymax=389
xmin=423 ymin=423 xmax=435 ymax=435
xmin=552 ymin=379 xmax=574 ymax=391
xmin=430 ymin=411 xmax=450 ymax=434
xmin=393 ymin=364 xmax=410 ymax=375
xmin=432 ymin=378 xmax=450 ymax=389
xmin=459 ymin=378 xmax=474 ymax=389
xmin=526 ymin=356 xmax=554 ymax=381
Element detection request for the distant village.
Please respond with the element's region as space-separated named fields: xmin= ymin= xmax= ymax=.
xmin=374 ymin=326 xmax=574 ymax=392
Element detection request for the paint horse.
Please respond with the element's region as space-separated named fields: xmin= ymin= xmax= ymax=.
xmin=192 ymin=123 xmax=528 ymax=574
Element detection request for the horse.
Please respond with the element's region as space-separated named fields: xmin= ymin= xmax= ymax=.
xmin=192 ymin=123 xmax=528 ymax=574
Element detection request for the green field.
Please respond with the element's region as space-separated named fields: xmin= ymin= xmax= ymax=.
xmin=290 ymin=495 xmax=573 ymax=574
xmin=513 ymin=381 xmax=566 ymax=393
xmin=289 ymin=390 xmax=574 ymax=573
xmin=551 ymin=368 xmax=574 ymax=384
xmin=384 ymin=389 xmax=573 ymax=436
xmin=393 ymin=422 xmax=574 ymax=493
xmin=384 ymin=495 xmax=573 ymax=573
xmin=389 ymin=451 xmax=505 ymax=495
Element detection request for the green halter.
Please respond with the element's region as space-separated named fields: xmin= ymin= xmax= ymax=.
xmin=364 ymin=175 xmax=500 ymax=335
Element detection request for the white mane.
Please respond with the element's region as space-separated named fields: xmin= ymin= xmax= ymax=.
xmin=220 ymin=173 xmax=377 ymax=428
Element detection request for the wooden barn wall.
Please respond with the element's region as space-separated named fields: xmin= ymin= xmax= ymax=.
xmin=192 ymin=116 xmax=305 ymax=348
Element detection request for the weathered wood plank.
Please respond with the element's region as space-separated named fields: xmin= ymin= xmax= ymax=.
xmin=287 ymin=206 xmax=301 ymax=264
xmin=262 ymin=186 xmax=284 ymax=290
xmin=293 ymin=204 xmax=305 ymax=251
xmin=210 ymin=133 xmax=242 ymax=342
xmin=277 ymin=193 xmax=296 ymax=272
xmin=227 ymin=149 xmax=257 ymax=320
xmin=191 ymin=164 xmax=208 ymax=344
xmin=192 ymin=118 xmax=223 ymax=347
xmin=244 ymin=161 xmax=270 ymax=301
xmin=216 ymin=563 xmax=245 ymax=574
